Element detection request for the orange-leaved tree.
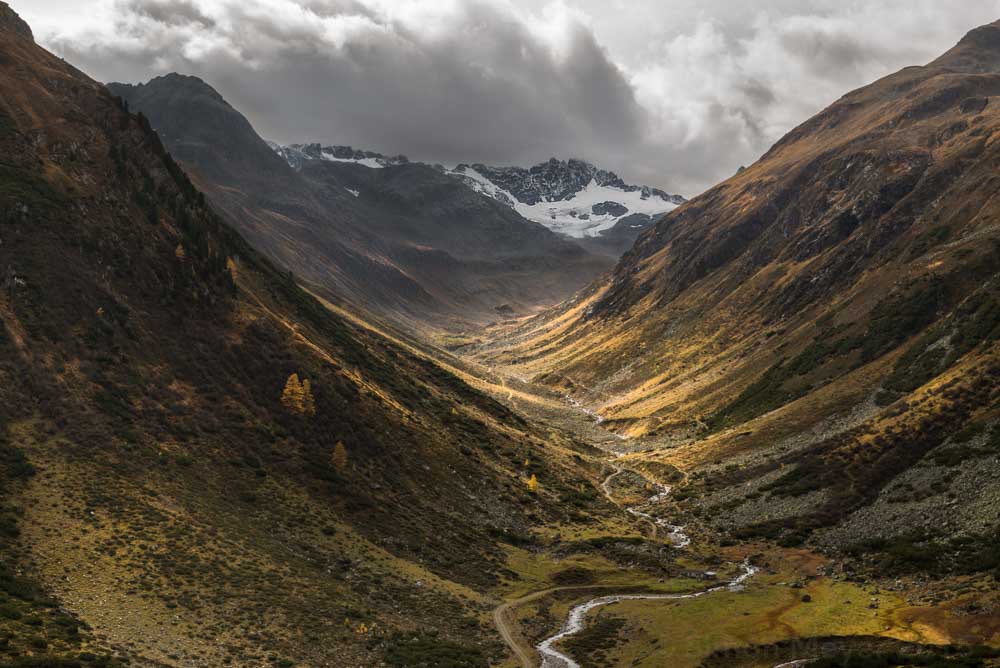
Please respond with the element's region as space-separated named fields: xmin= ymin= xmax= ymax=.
xmin=526 ymin=474 xmax=539 ymax=493
xmin=281 ymin=373 xmax=316 ymax=416
xmin=331 ymin=441 xmax=348 ymax=473
xmin=281 ymin=373 xmax=304 ymax=413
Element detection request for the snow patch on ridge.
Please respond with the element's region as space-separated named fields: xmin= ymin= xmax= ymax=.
xmin=447 ymin=163 xmax=683 ymax=238
xmin=321 ymin=149 xmax=386 ymax=169
xmin=511 ymin=179 xmax=680 ymax=238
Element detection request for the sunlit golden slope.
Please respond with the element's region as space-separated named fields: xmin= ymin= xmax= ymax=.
xmin=480 ymin=21 xmax=1000 ymax=435
xmin=472 ymin=21 xmax=1000 ymax=550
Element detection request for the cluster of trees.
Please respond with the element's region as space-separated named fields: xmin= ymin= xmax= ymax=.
xmin=281 ymin=373 xmax=316 ymax=416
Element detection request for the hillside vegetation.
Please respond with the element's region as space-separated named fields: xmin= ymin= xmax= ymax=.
xmin=0 ymin=7 xmax=613 ymax=665
xmin=474 ymin=19 xmax=1000 ymax=567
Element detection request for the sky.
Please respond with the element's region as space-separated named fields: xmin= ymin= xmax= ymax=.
xmin=11 ymin=0 xmax=1000 ymax=195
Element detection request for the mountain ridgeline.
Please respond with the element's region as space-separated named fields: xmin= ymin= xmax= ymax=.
xmin=479 ymin=21 xmax=1000 ymax=561
xmin=107 ymin=75 xmax=615 ymax=331
xmin=0 ymin=6 xmax=609 ymax=665
xmin=268 ymin=145 xmax=685 ymax=256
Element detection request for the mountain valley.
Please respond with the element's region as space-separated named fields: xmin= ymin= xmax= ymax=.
xmin=106 ymin=75 xmax=620 ymax=333
xmin=1 ymin=4 xmax=999 ymax=668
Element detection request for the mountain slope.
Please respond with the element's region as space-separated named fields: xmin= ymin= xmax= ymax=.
xmin=477 ymin=20 xmax=1000 ymax=560
xmin=272 ymin=143 xmax=685 ymax=256
xmin=0 ymin=9 xmax=609 ymax=665
xmin=108 ymin=76 xmax=613 ymax=330
xmin=291 ymin=154 xmax=610 ymax=314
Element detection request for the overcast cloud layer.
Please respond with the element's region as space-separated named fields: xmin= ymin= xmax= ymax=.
xmin=15 ymin=0 xmax=1000 ymax=194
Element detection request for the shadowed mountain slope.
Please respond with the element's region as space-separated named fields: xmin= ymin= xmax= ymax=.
xmin=108 ymin=75 xmax=612 ymax=331
xmin=0 ymin=7 xmax=608 ymax=665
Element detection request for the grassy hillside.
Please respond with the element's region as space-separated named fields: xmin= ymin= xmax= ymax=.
xmin=0 ymin=7 xmax=613 ymax=665
xmin=472 ymin=20 xmax=1000 ymax=568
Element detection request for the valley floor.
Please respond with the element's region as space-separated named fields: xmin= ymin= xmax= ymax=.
xmin=465 ymin=352 xmax=1000 ymax=668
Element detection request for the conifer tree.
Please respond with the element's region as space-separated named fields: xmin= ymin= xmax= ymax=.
xmin=281 ymin=373 xmax=304 ymax=413
xmin=332 ymin=441 xmax=348 ymax=473
xmin=526 ymin=474 xmax=538 ymax=493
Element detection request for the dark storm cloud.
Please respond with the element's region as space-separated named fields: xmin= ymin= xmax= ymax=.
xmin=124 ymin=0 xmax=215 ymax=28
xmin=30 ymin=0 xmax=1000 ymax=194
xmin=47 ymin=0 xmax=650 ymax=184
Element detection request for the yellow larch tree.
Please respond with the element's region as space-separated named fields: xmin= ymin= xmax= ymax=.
xmin=331 ymin=441 xmax=348 ymax=473
xmin=281 ymin=374 xmax=317 ymax=416
xmin=281 ymin=373 xmax=305 ymax=414
xmin=526 ymin=474 xmax=539 ymax=493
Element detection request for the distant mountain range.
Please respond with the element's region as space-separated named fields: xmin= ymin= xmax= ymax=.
xmin=108 ymin=75 xmax=616 ymax=328
xmin=270 ymin=142 xmax=686 ymax=240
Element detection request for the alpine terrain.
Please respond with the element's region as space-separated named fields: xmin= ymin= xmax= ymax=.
xmin=270 ymin=145 xmax=686 ymax=257
xmin=1 ymin=3 xmax=1000 ymax=668
xmin=106 ymin=76 xmax=615 ymax=331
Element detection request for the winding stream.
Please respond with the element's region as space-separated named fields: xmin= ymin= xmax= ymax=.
xmin=536 ymin=468 xmax=758 ymax=668
xmin=601 ymin=467 xmax=691 ymax=548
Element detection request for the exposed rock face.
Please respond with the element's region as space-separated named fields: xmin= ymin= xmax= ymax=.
xmin=592 ymin=201 xmax=629 ymax=217
xmin=456 ymin=157 xmax=684 ymax=207
xmin=0 ymin=2 xmax=32 ymax=41
xmin=444 ymin=158 xmax=684 ymax=239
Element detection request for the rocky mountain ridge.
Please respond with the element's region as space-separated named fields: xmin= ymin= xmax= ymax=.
xmin=271 ymin=142 xmax=686 ymax=241
xmin=455 ymin=157 xmax=685 ymax=207
xmin=449 ymin=158 xmax=685 ymax=239
xmin=0 ymin=0 xmax=31 ymax=39
xmin=109 ymin=75 xmax=614 ymax=329
xmin=270 ymin=141 xmax=410 ymax=170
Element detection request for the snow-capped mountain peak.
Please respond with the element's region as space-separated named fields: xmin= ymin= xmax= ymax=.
xmin=446 ymin=158 xmax=685 ymax=238
xmin=270 ymin=143 xmax=686 ymax=239
xmin=269 ymin=142 xmax=409 ymax=170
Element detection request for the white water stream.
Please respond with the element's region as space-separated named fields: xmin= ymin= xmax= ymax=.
xmin=601 ymin=468 xmax=691 ymax=548
xmin=536 ymin=466 xmax=757 ymax=668
xmin=537 ymin=560 xmax=759 ymax=668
